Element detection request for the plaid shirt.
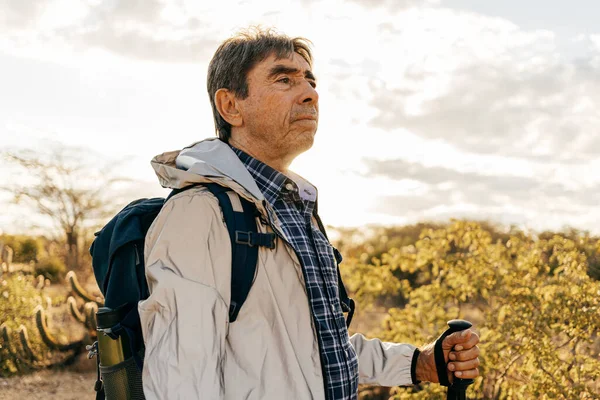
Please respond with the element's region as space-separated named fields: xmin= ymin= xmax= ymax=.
xmin=232 ymin=146 xmax=359 ymax=400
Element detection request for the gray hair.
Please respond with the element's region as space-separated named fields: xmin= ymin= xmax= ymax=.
xmin=207 ymin=27 xmax=313 ymax=142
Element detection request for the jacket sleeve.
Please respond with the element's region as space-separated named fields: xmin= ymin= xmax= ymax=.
xmin=350 ymin=333 xmax=419 ymax=387
xmin=138 ymin=190 xmax=232 ymax=400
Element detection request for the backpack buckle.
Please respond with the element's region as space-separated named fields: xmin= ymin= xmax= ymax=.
xmin=235 ymin=231 xmax=255 ymax=247
xmin=235 ymin=231 xmax=276 ymax=249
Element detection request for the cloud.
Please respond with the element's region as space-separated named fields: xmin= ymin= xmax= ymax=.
xmin=315 ymin=5 xmax=600 ymax=231
xmin=319 ymin=7 xmax=600 ymax=164
xmin=365 ymin=158 xmax=533 ymax=188
xmin=377 ymin=192 xmax=449 ymax=213
xmin=363 ymin=157 xmax=600 ymax=228
xmin=64 ymin=22 xmax=218 ymax=63
xmin=0 ymin=0 xmax=48 ymax=30
xmin=358 ymin=8 xmax=600 ymax=162
xmin=591 ymin=34 xmax=600 ymax=51
xmin=302 ymin=0 xmax=440 ymax=11
xmin=369 ymin=59 xmax=600 ymax=161
xmin=364 ymin=158 xmax=569 ymax=198
xmin=1 ymin=0 xmax=220 ymax=62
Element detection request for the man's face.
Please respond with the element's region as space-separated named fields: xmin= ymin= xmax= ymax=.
xmin=237 ymin=52 xmax=319 ymax=160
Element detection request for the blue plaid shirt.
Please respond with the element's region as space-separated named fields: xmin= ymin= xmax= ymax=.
xmin=232 ymin=146 xmax=360 ymax=400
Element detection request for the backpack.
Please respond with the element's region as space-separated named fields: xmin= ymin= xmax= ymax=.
xmin=88 ymin=182 xmax=355 ymax=400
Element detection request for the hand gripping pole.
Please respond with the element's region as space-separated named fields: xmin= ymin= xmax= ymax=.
xmin=434 ymin=319 xmax=475 ymax=400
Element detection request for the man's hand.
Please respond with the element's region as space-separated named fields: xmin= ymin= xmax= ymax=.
xmin=415 ymin=329 xmax=480 ymax=384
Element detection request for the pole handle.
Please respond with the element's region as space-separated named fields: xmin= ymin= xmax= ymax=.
xmin=446 ymin=319 xmax=475 ymax=390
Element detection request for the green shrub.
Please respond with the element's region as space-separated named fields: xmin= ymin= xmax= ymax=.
xmin=343 ymin=221 xmax=600 ymax=399
xmin=0 ymin=273 xmax=45 ymax=376
xmin=34 ymin=256 xmax=66 ymax=281
xmin=17 ymin=238 xmax=40 ymax=263
xmin=0 ymin=235 xmax=42 ymax=263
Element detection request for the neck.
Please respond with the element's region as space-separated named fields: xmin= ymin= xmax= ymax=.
xmin=229 ymin=136 xmax=293 ymax=174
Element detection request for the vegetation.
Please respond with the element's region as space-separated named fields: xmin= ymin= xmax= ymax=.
xmin=0 ymin=270 xmax=99 ymax=376
xmin=0 ymin=235 xmax=42 ymax=263
xmin=1 ymin=220 xmax=598 ymax=399
xmin=1 ymin=145 xmax=126 ymax=272
xmin=0 ymin=273 xmax=48 ymax=375
xmin=1 ymin=234 xmax=68 ymax=281
xmin=34 ymin=256 xmax=67 ymax=281
xmin=339 ymin=221 xmax=600 ymax=399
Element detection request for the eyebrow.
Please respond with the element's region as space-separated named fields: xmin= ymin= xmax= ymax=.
xmin=267 ymin=64 xmax=316 ymax=82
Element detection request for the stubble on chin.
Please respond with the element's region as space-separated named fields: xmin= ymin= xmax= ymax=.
xmin=291 ymin=129 xmax=316 ymax=154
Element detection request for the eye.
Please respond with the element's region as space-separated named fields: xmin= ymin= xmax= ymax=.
xmin=308 ymin=80 xmax=317 ymax=88
xmin=277 ymin=77 xmax=291 ymax=84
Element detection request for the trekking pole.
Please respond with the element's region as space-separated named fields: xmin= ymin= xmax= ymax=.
xmin=433 ymin=319 xmax=475 ymax=400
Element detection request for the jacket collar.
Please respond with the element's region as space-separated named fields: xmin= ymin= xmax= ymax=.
xmin=151 ymin=138 xmax=265 ymax=203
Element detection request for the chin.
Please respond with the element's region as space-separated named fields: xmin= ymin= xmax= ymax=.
xmin=285 ymin=137 xmax=313 ymax=159
xmin=299 ymin=130 xmax=316 ymax=148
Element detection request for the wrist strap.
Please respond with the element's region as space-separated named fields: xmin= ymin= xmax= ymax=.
xmin=434 ymin=330 xmax=452 ymax=387
xmin=410 ymin=348 xmax=421 ymax=385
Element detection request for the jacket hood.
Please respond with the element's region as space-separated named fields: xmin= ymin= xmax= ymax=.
xmin=150 ymin=138 xmax=265 ymax=202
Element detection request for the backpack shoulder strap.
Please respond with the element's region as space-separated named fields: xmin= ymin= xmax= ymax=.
xmin=203 ymin=183 xmax=275 ymax=322
xmin=313 ymin=212 xmax=355 ymax=328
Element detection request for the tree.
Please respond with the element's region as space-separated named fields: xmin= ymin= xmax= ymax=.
xmin=1 ymin=143 xmax=128 ymax=271
xmin=341 ymin=221 xmax=600 ymax=399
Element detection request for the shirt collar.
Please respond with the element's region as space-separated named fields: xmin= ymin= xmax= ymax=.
xmin=230 ymin=145 xmax=318 ymax=206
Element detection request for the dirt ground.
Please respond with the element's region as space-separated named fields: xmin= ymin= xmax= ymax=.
xmin=0 ymin=369 xmax=97 ymax=400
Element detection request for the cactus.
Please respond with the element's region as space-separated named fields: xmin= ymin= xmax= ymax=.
xmin=1 ymin=245 xmax=13 ymax=267
xmin=66 ymin=271 xmax=104 ymax=305
xmin=84 ymin=302 xmax=98 ymax=331
xmin=0 ymin=323 xmax=25 ymax=373
xmin=34 ymin=305 xmax=83 ymax=352
xmin=1 ymin=271 xmax=102 ymax=376
xmin=0 ymin=323 xmax=14 ymax=354
xmin=35 ymin=274 xmax=45 ymax=290
xmin=17 ymin=325 xmax=38 ymax=361
xmin=68 ymin=296 xmax=86 ymax=323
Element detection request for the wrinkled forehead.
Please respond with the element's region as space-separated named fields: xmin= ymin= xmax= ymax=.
xmin=253 ymin=52 xmax=313 ymax=77
xmin=274 ymin=50 xmax=312 ymax=69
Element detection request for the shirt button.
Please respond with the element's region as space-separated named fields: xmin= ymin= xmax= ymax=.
xmin=285 ymin=182 xmax=297 ymax=192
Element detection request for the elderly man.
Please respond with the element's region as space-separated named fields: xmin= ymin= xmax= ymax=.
xmin=139 ymin=28 xmax=480 ymax=400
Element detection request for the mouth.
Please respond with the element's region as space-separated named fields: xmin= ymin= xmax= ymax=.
xmin=293 ymin=115 xmax=318 ymax=122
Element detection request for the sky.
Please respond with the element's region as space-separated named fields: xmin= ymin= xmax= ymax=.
xmin=1 ymin=0 xmax=599 ymax=235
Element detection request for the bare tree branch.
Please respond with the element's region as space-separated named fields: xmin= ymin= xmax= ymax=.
xmin=0 ymin=143 xmax=129 ymax=270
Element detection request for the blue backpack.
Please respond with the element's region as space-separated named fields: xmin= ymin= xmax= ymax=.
xmin=89 ymin=182 xmax=354 ymax=399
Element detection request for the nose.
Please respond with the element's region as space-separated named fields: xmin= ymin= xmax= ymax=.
xmin=298 ymin=81 xmax=319 ymax=105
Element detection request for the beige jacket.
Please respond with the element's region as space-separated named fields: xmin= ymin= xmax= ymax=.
xmin=139 ymin=139 xmax=417 ymax=400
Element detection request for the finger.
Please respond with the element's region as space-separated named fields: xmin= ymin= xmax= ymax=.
xmin=463 ymin=331 xmax=480 ymax=348
xmin=449 ymin=346 xmax=480 ymax=362
xmin=448 ymin=357 xmax=480 ymax=372
xmin=453 ymin=368 xmax=480 ymax=380
xmin=449 ymin=331 xmax=480 ymax=352
xmin=442 ymin=329 xmax=473 ymax=350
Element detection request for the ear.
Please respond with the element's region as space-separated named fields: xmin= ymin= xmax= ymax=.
xmin=214 ymin=89 xmax=243 ymax=128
